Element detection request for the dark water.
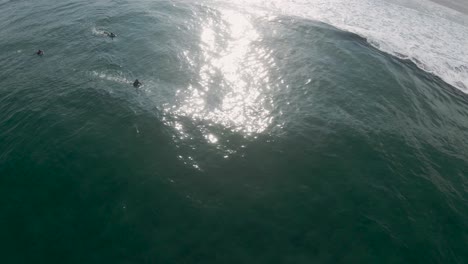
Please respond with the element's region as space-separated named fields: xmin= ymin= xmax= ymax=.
xmin=1 ymin=0 xmax=468 ymax=263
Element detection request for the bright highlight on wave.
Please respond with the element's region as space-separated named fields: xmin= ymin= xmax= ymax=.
xmin=173 ymin=9 xmax=276 ymax=135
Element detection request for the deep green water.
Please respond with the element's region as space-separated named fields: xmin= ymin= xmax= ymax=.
xmin=1 ymin=0 xmax=468 ymax=263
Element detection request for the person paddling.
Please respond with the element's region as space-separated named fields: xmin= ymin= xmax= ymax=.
xmin=133 ymin=79 xmax=141 ymax=87
xmin=36 ymin=49 xmax=44 ymax=55
xmin=104 ymin=32 xmax=116 ymax=39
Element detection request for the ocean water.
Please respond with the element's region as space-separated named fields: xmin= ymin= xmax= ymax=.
xmin=0 ymin=0 xmax=468 ymax=263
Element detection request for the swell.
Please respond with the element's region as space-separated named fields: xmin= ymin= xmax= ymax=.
xmin=207 ymin=0 xmax=468 ymax=93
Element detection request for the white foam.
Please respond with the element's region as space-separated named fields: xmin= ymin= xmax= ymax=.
xmin=91 ymin=27 xmax=108 ymax=36
xmin=209 ymin=0 xmax=468 ymax=92
xmin=90 ymin=70 xmax=131 ymax=84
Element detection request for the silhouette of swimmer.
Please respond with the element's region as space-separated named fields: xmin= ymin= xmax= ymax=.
xmin=104 ymin=32 xmax=116 ymax=38
xmin=36 ymin=50 xmax=44 ymax=55
xmin=133 ymin=79 xmax=141 ymax=88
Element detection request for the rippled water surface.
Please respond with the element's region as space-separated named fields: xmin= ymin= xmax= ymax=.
xmin=1 ymin=0 xmax=468 ymax=263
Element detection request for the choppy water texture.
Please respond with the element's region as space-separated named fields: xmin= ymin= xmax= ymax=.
xmin=1 ymin=0 xmax=468 ymax=263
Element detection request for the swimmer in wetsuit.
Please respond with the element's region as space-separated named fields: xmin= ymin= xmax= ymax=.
xmin=104 ymin=32 xmax=116 ymax=39
xmin=133 ymin=79 xmax=141 ymax=87
xmin=36 ymin=50 xmax=44 ymax=55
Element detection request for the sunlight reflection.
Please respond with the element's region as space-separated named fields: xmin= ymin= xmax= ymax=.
xmin=174 ymin=9 xmax=276 ymax=136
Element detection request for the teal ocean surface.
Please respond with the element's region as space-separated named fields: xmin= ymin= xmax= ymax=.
xmin=1 ymin=0 xmax=468 ymax=263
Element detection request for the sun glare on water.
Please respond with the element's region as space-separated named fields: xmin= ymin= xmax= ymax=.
xmin=173 ymin=9 xmax=276 ymax=137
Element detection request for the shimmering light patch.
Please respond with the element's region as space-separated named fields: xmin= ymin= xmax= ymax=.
xmin=176 ymin=153 xmax=202 ymax=171
xmin=174 ymin=9 xmax=276 ymax=135
xmin=172 ymin=121 xmax=190 ymax=140
xmin=201 ymin=23 xmax=216 ymax=51
xmin=206 ymin=133 xmax=219 ymax=144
